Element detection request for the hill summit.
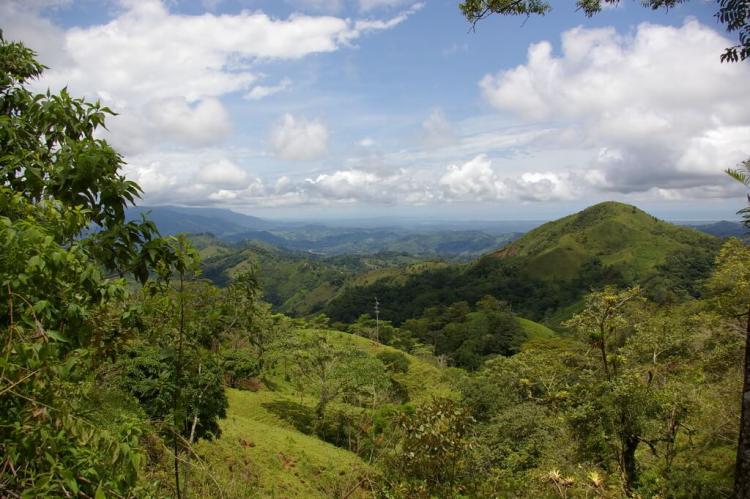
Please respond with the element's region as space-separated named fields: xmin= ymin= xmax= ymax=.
xmin=490 ymin=201 xmax=717 ymax=280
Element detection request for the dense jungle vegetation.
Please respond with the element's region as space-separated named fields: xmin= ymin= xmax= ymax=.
xmin=2 ymin=26 xmax=750 ymax=499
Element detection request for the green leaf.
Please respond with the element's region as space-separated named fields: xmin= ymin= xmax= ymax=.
xmin=95 ymin=483 xmax=106 ymax=499
xmin=46 ymin=330 xmax=70 ymax=343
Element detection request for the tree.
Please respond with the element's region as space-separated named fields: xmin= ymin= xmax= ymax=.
xmin=563 ymin=286 xmax=646 ymax=494
xmin=459 ymin=0 xmax=750 ymax=62
xmin=726 ymin=161 xmax=750 ymax=498
xmin=284 ymin=333 xmax=390 ymax=421
xmin=705 ymin=233 xmax=750 ymax=498
xmin=385 ymin=398 xmax=476 ymax=497
xmin=0 ymin=34 xmax=179 ymax=496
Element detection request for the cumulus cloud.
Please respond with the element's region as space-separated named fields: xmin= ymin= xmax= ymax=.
xmin=439 ymin=155 xmax=577 ymax=202
xmin=270 ymin=114 xmax=330 ymax=160
xmin=479 ymin=20 xmax=750 ymax=196
xmin=148 ymin=98 xmax=231 ymax=145
xmin=4 ymin=0 xmax=417 ymax=154
xmin=439 ymin=155 xmax=507 ymax=200
xmin=123 ymin=148 xmax=586 ymax=209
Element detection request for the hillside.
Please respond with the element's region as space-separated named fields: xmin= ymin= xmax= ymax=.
xmin=490 ymin=201 xmax=718 ymax=280
xmin=190 ymin=328 xmax=456 ymax=498
xmin=325 ymin=202 xmax=722 ymax=325
xmin=195 ymin=236 xmax=429 ymax=315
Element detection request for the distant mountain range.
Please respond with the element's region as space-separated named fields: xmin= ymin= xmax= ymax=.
xmin=127 ymin=206 xmax=530 ymax=259
xmin=126 ymin=206 xmax=274 ymax=235
xmin=126 ymin=205 xmax=746 ymax=263
xmin=682 ymin=220 xmax=746 ymax=238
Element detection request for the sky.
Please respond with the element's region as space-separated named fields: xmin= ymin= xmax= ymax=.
xmin=3 ymin=0 xmax=750 ymax=221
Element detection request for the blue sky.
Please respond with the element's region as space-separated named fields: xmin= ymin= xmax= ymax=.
xmin=4 ymin=0 xmax=749 ymax=221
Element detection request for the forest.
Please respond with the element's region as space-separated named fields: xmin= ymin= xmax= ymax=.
xmin=2 ymin=2 xmax=750 ymax=497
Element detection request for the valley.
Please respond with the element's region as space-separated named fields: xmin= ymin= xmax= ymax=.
xmin=3 ymin=10 xmax=750 ymax=499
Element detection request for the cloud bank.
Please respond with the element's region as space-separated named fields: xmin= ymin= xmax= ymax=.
xmin=2 ymin=0 xmax=418 ymax=155
xmin=479 ymin=20 xmax=750 ymax=198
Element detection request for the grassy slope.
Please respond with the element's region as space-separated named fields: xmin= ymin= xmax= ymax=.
xmin=490 ymin=201 xmax=717 ymax=280
xmin=518 ymin=317 xmax=557 ymax=341
xmin=192 ymin=389 xmax=371 ymax=499
xmin=191 ymin=328 xmax=455 ymax=497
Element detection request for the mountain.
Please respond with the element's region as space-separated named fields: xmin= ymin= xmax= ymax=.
xmin=489 ymin=201 xmax=718 ymax=280
xmin=128 ymin=206 xmax=520 ymax=259
xmin=127 ymin=205 xmax=272 ymax=236
xmin=323 ymin=202 xmax=722 ymax=326
xmin=688 ymin=220 xmax=747 ymax=239
xmin=226 ymin=227 xmax=518 ymax=259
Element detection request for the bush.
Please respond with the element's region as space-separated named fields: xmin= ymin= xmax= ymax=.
xmin=220 ymin=349 xmax=261 ymax=388
xmin=377 ymin=350 xmax=411 ymax=373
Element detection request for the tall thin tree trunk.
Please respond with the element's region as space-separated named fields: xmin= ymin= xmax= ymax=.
xmin=735 ymin=306 xmax=750 ymax=498
xmin=621 ymin=434 xmax=639 ymax=496
xmin=174 ymin=270 xmax=185 ymax=499
xmin=183 ymin=363 xmax=202 ymax=499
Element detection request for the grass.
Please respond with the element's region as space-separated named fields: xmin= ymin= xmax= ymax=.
xmin=191 ymin=389 xmax=373 ymax=498
xmin=190 ymin=327 xmax=456 ymax=497
xmin=518 ymin=317 xmax=557 ymax=342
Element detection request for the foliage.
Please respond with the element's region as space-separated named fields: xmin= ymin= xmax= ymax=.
xmin=325 ymin=203 xmax=718 ymax=327
xmin=0 ymin=34 xmax=184 ymax=497
xmin=220 ymin=349 xmax=261 ymax=388
xmin=114 ymin=345 xmax=228 ymax=441
xmin=282 ymin=332 xmax=392 ymax=419
xmin=376 ymin=350 xmax=411 ymax=373
xmin=399 ymin=295 xmax=526 ymax=369
xmin=384 ymin=398 xmax=475 ymax=497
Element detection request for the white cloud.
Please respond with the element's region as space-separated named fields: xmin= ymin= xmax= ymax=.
xmin=6 ymin=0 xmax=416 ymax=154
xmin=270 ymin=114 xmax=329 ymax=160
xmin=195 ymin=159 xmax=248 ymax=188
xmin=355 ymin=2 xmax=424 ymax=27
xmin=0 ymin=1 xmax=72 ymax=67
xmin=479 ymin=20 xmax=750 ymax=195
xmin=421 ymin=108 xmax=458 ymax=147
xmin=304 ymin=167 xmax=437 ymax=204
xmin=358 ymin=137 xmax=376 ymax=147
xmin=148 ymin=97 xmax=231 ymax=145
xmin=244 ymin=78 xmax=292 ymax=100
xmin=122 ymin=148 xmax=588 ymax=208
xmin=439 ymin=155 xmax=579 ymax=202
xmin=509 ymin=172 xmax=578 ymax=202
xmin=440 ymin=155 xmax=507 ymax=200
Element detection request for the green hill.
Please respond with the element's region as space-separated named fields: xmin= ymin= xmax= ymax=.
xmin=490 ymin=201 xmax=717 ymax=280
xmin=324 ymin=202 xmax=721 ymax=326
xmin=518 ymin=317 xmax=557 ymax=341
